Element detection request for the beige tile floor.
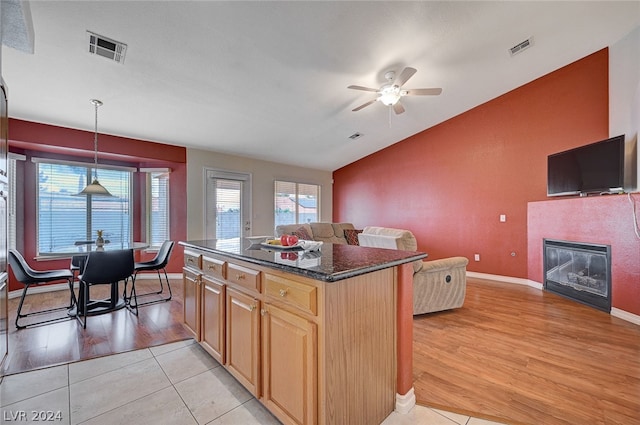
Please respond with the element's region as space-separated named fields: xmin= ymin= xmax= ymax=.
xmin=0 ymin=340 xmax=507 ymax=425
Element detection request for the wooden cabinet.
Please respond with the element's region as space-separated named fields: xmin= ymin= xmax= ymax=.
xmin=183 ymin=266 xmax=201 ymax=340
xmin=226 ymin=286 xmax=261 ymax=396
xmin=182 ymin=245 xmax=397 ymax=425
xmin=262 ymin=303 xmax=317 ymax=425
xmin=201 ymin=275 xmax=225 ymax=364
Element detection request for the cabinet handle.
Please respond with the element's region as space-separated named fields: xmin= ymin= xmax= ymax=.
xmin=208 ymin=264 xmax=216 ymax=271
xmin=187 ymin=257 xmax=194 ymax=264
xmin=236 ymin=273 xmax=245 ymax=280
xmin=279 ymin=288 xmax=288 ymax=297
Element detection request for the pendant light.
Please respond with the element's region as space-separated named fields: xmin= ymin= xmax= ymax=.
xmin=77 ymin=99 xmax=113 ymax=196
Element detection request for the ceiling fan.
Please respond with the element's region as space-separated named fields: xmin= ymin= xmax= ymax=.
xmin=348 ymin=67 xmax=442 ymax=114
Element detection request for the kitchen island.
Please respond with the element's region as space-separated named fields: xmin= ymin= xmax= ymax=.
xmin=179 ymin=239 xmax=426 ymax=425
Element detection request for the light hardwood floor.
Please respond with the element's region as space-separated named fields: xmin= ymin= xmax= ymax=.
xmin=413 ymin=277 xmax=640 ymax=425
xmin=3 ymin=276 xmax=639 ymax=425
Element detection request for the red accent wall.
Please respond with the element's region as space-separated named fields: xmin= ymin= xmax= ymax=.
xmin=528 ymin=195 xmax=640 ymax=316
xmin=333 ymin=49 xmax=610 ymax=280
xmin=8 ymin=119 xmax=187 ymax=291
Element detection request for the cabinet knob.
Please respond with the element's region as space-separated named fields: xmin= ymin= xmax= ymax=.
xmin=249 ymin=304 xmax=256 ymax=312
xmin=279 ymin=288 xmax=288 ymax=297
xmin=260 ymin=308 xmax=267 ymax=316
xmin=236 ymin=273 xmax=245 ymax=280
xmin=208 ymin=264 xmax=216 ymax=271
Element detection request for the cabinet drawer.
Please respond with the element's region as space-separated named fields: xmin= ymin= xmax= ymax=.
xmin=227 ymin=263 xmax=261 ymax=293
xmin=203 ymin=256 xmax=226 ymax=280
xmin=184 ymin=249 xmax=202 ymax=270
xmin=265 ymin=274 xmax=317 ymax=316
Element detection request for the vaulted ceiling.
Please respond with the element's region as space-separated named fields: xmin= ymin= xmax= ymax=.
xmin=2 ymin=1 xmax=639 ymax=170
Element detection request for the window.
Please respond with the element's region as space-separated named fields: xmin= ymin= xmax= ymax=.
xmin=35 ymin=159 xmax=133 ymax=255
xmin=145 ymin=170 xmax=170 ymax=248
xmin=274 ymin=180 xmax=319 ymax=227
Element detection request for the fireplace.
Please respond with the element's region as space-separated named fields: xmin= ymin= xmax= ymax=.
xmin=543 ymin=239 xmax=611 ymax=312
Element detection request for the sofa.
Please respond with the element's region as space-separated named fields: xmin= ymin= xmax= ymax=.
xmin=275 ymin=222 xmax=356 ymax=245
xmin=276 ymin=222 xmax=468 ymax=315
xmin=358 ymin=226 xmax=469 ymax=315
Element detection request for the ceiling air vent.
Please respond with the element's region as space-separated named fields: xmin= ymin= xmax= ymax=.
xmin=509 ymin=36 xmax=533 ymax=57
xmin=348 ymin=132 xmax=363 ymax=140
xmin=87 ymin=31 xmax=127 ymax=64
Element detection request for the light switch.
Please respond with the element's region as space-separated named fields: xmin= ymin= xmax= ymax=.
xmin=500 ymin=214 xmax=506 ymax=222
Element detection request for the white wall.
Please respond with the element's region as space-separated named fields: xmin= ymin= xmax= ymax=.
xmin=609 ymin=25 xmax=640 ymax=191
xmin=186 ymin=148 xmax=333 ymax=240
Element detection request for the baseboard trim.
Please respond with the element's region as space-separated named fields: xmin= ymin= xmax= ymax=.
xmin=466 ymin=271 xmax=543 ymax=290
xmin=8 ymin=273 xmax=183 ymax=299
xmin=467 ymin=272 xmax=640 ymax=326
xmin=611 ymin=308 xmax=640 ymax=326
xmin=395 ymin=387 xmax=416 ymax=414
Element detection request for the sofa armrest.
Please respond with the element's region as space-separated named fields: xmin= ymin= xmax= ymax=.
xmin=413 ymin=256 xmax=469 ymax=315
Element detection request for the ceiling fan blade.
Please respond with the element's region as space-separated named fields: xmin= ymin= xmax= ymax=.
xmin=347 ymin=85 xmax=379 ymax=92
xmin=352 ymin=99 xmax=377 ymax=112
xmin=404 ymin=88 xmax=443 ymax=96
xmin=394 ymin=67 xmax=417 ymax=87
xmin=393 ymin=102 xmax=405 ymax=115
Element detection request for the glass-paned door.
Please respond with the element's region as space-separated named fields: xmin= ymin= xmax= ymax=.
xmin=205 ymin=170 xmax=251 ymax=248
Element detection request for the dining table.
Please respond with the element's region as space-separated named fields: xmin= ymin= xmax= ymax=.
xmin=59 ymin=241 xmax=149 ymax=317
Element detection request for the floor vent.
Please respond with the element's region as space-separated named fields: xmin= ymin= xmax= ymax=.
xmin=87 ymin=31 xmax=127 ymax=64
xmin=509 ymin=37 xmax=533 ymax=57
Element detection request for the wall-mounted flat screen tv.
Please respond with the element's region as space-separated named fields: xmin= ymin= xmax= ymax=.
xmin=547 ymin=135 xmax=625 ymax=197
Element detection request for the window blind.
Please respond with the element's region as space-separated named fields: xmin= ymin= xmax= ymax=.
xmin=36 ymin=161 xmax=132 ymax=254
xmin=148 ymin=171 xmax=170 ymax=247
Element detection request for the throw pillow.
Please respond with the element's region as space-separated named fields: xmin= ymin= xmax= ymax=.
xmin=292 ymin=226 xmax=313 ymax=241
xmin=344 ymin=229 xmax=363 ymax=245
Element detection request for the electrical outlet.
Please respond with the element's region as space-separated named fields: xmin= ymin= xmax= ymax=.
xmin=474 ymin=253 xmax=480 ymax=261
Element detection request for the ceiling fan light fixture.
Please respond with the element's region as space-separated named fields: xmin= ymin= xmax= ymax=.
xmin=378 ymin=85 xmax=401 ymax=106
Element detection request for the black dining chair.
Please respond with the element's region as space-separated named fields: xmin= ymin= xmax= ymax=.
xmin=124 ymin=240 xmax=174 ymax=313
xmin=8 ymin=249 xmax=76 ymax=329
xmin=77 ymin=249 xmax=134 ymax=328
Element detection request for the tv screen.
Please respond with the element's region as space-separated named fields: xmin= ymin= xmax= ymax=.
xmin=547 ymin=135 xmax=625 ymax=197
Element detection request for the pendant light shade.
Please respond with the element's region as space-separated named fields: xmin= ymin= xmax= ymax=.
xmin=78 ymin=178 xmax=113 ymax=196
xmin=77 ymin=99 xmax=113 ymax=197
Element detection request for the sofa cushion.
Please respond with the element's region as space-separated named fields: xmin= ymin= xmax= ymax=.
xmin=310 ymin=222 xmax=346 ymax=244
xmin=344 ymin=229 xmax=362 ymax=245
xmin=275 ymin=222 xmax=354 ymax=244
xmin=276 ymin=223 xmax=312 ymax=239
xmin=332 ymin=223 xmax=356 ymax=244
xmin=292 ymin=226 xmax=313 ymax=240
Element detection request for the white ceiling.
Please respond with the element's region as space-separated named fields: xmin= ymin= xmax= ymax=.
xmin=2 ymin=1 xmax=639 ymax=171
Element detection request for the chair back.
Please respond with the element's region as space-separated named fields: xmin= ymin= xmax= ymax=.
xmin=81 ymin=249 xmax=134 ymax=284
xmin=8 ymin=249 xmax=36 ymax=283
xmin=154 ymin=240 xmax=175 ymax=268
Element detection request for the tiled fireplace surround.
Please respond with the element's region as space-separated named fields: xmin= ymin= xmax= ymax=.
xmin=528 ymin=194 xmax=640 ymax=318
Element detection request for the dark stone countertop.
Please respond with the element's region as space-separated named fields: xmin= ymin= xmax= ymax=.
xmin=179 ymin=239 xmax=427 ymax=282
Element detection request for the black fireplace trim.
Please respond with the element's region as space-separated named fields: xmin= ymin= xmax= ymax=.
xmin=543 ymin=238 xmax=612 ymax=313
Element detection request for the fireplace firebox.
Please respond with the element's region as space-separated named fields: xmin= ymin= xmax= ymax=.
xmin=543 ymin=239 xmax=612 ymax=312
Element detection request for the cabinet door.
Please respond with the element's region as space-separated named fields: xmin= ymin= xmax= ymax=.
xmin=226 ymin=287 xmax=260 ymax=396
xmin=201 ymin=276 xmax=225 ymax=364
xmin=183 ymin=267 xmax=201 ymax=340
xmin=262 ymin=303 xmax=317 ymax=425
